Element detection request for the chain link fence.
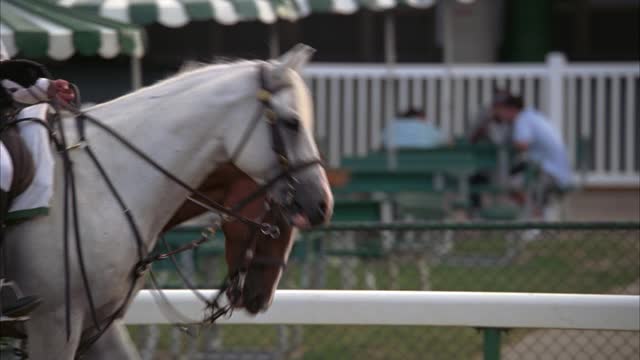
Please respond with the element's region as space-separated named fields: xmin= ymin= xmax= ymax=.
xmin=129 ymin=222 xmax=640 ymax=360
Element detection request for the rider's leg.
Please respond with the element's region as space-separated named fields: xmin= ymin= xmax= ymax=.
xmin=0 ymin=189 xmax=42 ymax=317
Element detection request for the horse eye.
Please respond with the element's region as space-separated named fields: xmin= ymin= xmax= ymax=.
xmin=283 ymin=117 xmax=300 ymax=132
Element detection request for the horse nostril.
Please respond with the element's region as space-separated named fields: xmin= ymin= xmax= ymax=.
xmin=245 ymin=293 xmax=264 ymax=314
xmin=318 ymin=200 xmax=328 ymax=215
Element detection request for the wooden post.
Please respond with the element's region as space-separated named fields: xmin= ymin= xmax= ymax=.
xmin=130 ymin=56 xmax=143 ymax=90
xmin=269 ymin=24 xmax=280 ymax=59
xmin=442 ymin=0 xmax=454 ymax=65
xmin=441 ymin=0 xmax=454 ymax=138
xmin=384 ymin=12 xmax=397 ymax=170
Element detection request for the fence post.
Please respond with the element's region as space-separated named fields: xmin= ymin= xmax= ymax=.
xmin=546 ymin=52 xmax=567 ymax=138
xmin=483 ymin=328 xmax=503 ymax=360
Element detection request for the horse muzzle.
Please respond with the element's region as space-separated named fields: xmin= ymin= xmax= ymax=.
xmin=286 ymin=181 xmax=333 ymax=229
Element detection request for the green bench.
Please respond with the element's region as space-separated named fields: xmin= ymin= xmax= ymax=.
xmin=340 ymin=145 xmax=499 ymax=172
xmin=330 ymin=199 xmax=385 ymax=222
xmin=334 ymin=145 xmax=506 ymax=208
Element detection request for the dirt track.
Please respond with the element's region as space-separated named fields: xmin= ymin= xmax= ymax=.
xmin=563 ymin=189 xmax=640 ymax=221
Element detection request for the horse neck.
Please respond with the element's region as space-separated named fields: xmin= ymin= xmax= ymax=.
xmin=164 ymin=163 xmax=246 ymax=231
xmin=82 ymin=62 xmax=258 ymax=240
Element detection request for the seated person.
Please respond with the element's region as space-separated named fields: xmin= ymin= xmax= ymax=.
xmin=467 ymin=89 xmax=513 ymax=209
xmin=492 ymin=93 xmax=573 ymax=208
xmin=467 ymin=89 xmax=513 ymax=146
xmin=382 ymin=109 xmax=446 ymax=149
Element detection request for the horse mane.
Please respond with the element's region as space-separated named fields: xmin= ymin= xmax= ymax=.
xmin=176 ymin=60 xmax=208 ymax=73
xmin=176 ymin=57 xmax=257 ymax=75
xmin=171 ymin=58 xmax=316 ymax=134
xmin=86 ymin=59 xmax=262 ymax=113
xmin=86 ymin=57 xmax=315 ymax=136
xmin=156 ymin=58 xmax=261 ymax=86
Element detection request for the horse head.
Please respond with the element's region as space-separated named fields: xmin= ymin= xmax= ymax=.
xmin=222 ymin=44 xmax=333 ymax=229
xmin=168 ymin=45 xmax=333 ymax=314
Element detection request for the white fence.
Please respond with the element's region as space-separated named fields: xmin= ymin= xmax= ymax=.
xmin=125 ymin=290 xmax=640 ymax=331
xmin=303 ymin=55 xmax=640 ymax=187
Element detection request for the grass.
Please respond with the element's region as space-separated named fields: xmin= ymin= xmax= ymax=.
xmin=128 ymin=325 xmax=483 ymax=360
xmin=128 ymin=229 xmax=640 ymax=359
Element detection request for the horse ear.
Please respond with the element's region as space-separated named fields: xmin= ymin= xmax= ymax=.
xmin=277 ymin=44 xmax=315 ymax=73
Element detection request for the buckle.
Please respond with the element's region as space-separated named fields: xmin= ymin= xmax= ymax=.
xmin=66 ymin=141 xmax=87 ymax=151
xmin=278 ymin=155 xmax=289 ymax=167
xmin=257 ymin=89 xmax=272 ymax=102
xmin=134 ymin=262 xmax=150 ymax=277
xmin=264 ymin=109 xmax=277 ymax=123
xmin=260 ymin=223 xmax=281 ymax=239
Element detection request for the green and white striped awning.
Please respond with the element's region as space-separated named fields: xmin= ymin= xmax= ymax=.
xmin=0 ymin=0 xmax=145 ymax=60
xmin=55 ymin=1 xmax=440 ymax=28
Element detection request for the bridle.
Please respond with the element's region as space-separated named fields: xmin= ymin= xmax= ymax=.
xmin=2 ymin=62 xmax=324 ymax=356
xmin=138 ymin=64 xmax=321 ymax=254
xmin=175 ymin=65 xmax=323 ymax=320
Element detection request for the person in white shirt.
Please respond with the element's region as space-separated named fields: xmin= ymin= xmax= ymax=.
xmin=492 ymin=93 xmax=573 ymax=206
xmin=383 ymin=109 xmax=447 ymax=149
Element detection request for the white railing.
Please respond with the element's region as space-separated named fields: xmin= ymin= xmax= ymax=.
xmin=303 ymin=55 xmax=640 ymax=187
xmin=125 ymin=290 xmax=640 ymax=331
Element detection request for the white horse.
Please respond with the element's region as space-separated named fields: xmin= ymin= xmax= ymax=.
xmin=3 ymin=44 xmax=333 ymax=359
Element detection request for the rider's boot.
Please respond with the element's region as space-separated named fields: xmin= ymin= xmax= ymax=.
xmin=1 ymin=293 xmax=42 ymax=318
xmin=0 ymin=277 xmax=43 ymax=320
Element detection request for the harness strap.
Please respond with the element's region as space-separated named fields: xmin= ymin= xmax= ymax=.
xmin=75 ymin=143 xmax=148 ymax=355
xmin=230 ymin=159 xmax=321 ymax=213
xmin=52 ymin=110 xmax=103 ymax=340
xmin=135 ymin=231 xmax=212 ymax=277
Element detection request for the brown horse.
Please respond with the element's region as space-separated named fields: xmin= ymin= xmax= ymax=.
xmin=164 ymin=162 xmax=296 ymax=314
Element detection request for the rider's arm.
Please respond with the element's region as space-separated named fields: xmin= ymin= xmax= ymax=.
xmin=1 ymin=78 xmax=51 ymax=105
xmin=0 ymin=59 xmax=74 ymax=106
xmin=0 ymin=60 xmax=50 ymax=105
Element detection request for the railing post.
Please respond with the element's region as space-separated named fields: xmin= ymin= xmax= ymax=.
xmin=482 ymin=328 xmax=504 ymax=360
xmin=130 ymin=56 xmax=143 ymax=90
xmin=546 ymin=52 xmax=566 ymax=139
xmin=269 ymin=25 xmax=280 ymax=59
xmin=384 ymin=12 xmax=397 ymax=169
